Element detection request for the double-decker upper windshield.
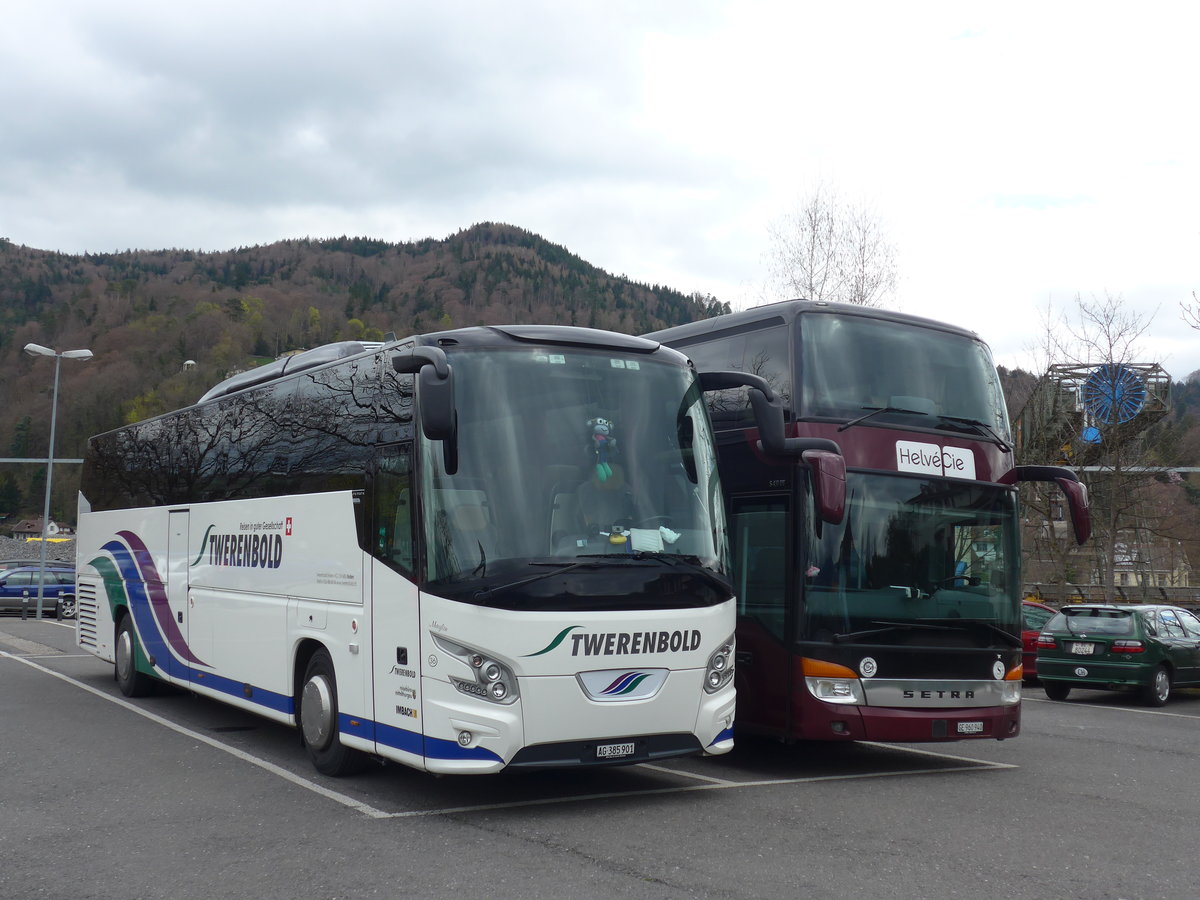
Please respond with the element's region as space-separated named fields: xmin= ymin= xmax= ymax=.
xmin=802 ymin=474 xmax=1021 ymax=645
xmin=417 ymin=346 xmax=729 ymax=609
xmin=800 ymin=313 xmax=1010 ymax=440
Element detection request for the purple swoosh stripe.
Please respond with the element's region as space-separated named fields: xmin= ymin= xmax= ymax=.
xmin=117 ymin=530 xmax=208 ymax=667
xmin=602 ymin=672 xmax=640 ymax=694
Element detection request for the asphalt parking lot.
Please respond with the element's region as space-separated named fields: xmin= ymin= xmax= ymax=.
xmin=4 ymin=616 xmax=1199 ymax=900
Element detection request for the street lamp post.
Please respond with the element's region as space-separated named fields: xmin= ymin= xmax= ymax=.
xmin=23 ymin=343 xmax=93 ymax=619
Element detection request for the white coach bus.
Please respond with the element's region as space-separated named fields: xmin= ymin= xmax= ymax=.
xmin=74 ymin=325 xmax=768 ymax=776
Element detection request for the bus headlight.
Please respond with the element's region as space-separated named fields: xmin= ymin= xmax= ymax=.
xmin=704 ymin=636 xmax=735 ymax=694
xmin=1000 ymin=681 xmax=1021 ymax=705
xmin=433 ymin=634 xmax=520 ymax=705
xmin=805 ymin=677 xmax=865 ymax=705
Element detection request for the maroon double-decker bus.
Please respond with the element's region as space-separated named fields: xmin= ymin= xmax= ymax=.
xmin=648 ymin=300 xmax=1089 ymax=742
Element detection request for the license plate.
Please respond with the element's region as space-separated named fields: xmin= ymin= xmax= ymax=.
xmin=596 ymin=741 xmax=636 ymax=760
xmin=956 ymin=721 xmax=984 ymax=735
xmin=1069 ymin=642 xmax=1096 ymax=655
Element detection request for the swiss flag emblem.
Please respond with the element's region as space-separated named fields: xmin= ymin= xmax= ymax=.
xmin=285 ymin=517 xmax=293 ymax=536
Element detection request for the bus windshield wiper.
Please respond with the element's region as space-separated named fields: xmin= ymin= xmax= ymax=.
xmin=935 ymin=415 xmax=1011 ymax=452
xmin=968 ymin=621 xmax=1022 ymax=648
xmin=472 ymin=560 xmax=607 ymax=602
xmin=838 ymin=405 xmax=932 ymax=432
xmin=832 ymin=621 xmax=958 ymax=643
xmin=833 ymin=620 xmax=1020 ymax=648
xmin=631 ymin=550 xmax=714 ymax=575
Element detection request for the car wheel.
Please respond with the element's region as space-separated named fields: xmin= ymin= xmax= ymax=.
xmin=57 ymin=595 xmax=77 ymax=620
xmin=299 ymin=649 xmax=368 ymax=776
xmin=1140 ymin=665 xmax=1171 ymax=707
xmin=1043 ymin=680 xmax=1071 ymax=701
xmin=115 ymin=614 xmax=155 ymax=697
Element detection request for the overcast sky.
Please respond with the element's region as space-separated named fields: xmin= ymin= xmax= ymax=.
xmin=4 ymin=1 xmax=1197 ymax=378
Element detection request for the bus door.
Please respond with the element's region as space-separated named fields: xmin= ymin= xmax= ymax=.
xmin=369 ymin=443 xmax=427 ymax=764
xmin=729 ymin=496 xmax=792 ymax=736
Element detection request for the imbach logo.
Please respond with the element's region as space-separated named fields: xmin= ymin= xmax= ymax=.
xmin=525 ymin=625 xmax=703 ymax=657
xmin=191 ymin=523 xmax=284 ymax=569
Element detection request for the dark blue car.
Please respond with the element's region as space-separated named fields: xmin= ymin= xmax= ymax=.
xmin=0 ymin=565 xmax=76 ymax=618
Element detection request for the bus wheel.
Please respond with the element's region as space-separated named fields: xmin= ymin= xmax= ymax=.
xmin=115 ymin=614 xmax=154 ymax=697
xmin=1043 ymin=680 xmax=1071 ymax=701
xmin=300 ymin=649 xmax=367 ymax=776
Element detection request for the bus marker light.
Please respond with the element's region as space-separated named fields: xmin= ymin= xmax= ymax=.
xmin=801 ymin=658 xmax=858 ymax=680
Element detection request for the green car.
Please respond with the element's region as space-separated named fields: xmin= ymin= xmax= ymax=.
xmin=1036 ymin=604 xmax=1200 ymax=707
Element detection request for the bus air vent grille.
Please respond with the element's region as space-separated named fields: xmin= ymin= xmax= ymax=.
xmin=77 ymin=583 xmax=100 ymax=649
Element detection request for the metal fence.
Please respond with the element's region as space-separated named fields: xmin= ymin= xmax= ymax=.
xmin=1024 ymin=583 xmax=1200 ymax=608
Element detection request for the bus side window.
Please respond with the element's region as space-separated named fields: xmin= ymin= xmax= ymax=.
xmin=376 ymin=444 xmax=415 ymax=574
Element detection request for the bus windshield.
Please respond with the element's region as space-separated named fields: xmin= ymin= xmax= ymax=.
xmin=802 ymin=473 xmax=1021 ymax=645
xmin=799 ymin=313 xmax=1010 ymax=438
xmin=414 ymin=347 xmax=729 ymax=606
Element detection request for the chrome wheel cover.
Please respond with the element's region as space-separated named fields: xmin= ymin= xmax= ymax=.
xmin=116 ymin=628 xmax=134 ymax=684
xmin=301 ymin=675 xmax=334 ymax=749
xmin=1153 ymin=669 xmax=1170 ymax=702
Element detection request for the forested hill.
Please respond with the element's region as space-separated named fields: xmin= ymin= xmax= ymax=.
xmin=0 ymin=222 xmax=729 ymax=521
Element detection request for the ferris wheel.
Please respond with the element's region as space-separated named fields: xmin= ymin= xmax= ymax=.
xmin=1082 ymin=363 xmax=1148 ymax=424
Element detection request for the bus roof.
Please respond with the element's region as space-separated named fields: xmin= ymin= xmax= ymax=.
xmin=197 ymin=325 xmax=669 ymax=404
xmin=646 ymin=298 xmax=983 ymax=344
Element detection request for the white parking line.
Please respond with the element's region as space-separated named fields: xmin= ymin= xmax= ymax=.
xmin=1023 ymin=694 xmax=1200 ymax=720
xmin=5 ymin=650 xmax=1015 ymax=820
xmin=2 ymin=651 xmax=394 ymax=820
xmin=636 ymin=762 xmax=737 ymax=785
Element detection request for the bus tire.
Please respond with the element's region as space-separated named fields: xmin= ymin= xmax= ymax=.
xmin=300 ymin=649 xmax=368 ymax=776
xmin=1043 ymin=680 xmax=1071 ymax=701
xmin=115 ymin=614 xmax=154 ymax=698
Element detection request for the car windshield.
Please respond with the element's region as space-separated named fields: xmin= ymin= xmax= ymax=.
xmin=1048 ymin=609 xmax=1136 ymax=636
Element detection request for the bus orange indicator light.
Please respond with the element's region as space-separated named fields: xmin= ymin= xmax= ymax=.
xmin=801 ymin=657 xmax=859 ymax=679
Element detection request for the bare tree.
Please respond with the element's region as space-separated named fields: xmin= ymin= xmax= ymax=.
xmin=765 ymin=183 xmax=897 ymax=307
xmin=1016 ymin=293 xmax=1180 ymax=600
xmin=1183 ymin=290 xmax=1200 ymax=331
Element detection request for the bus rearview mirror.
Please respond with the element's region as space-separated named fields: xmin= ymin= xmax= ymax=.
xmin=393 ymin=347 xmax=459 ymax=474
xmin=1004 ymin=465 xmax=1091 ymax=545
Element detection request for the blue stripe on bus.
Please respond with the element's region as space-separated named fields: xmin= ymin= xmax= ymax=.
xmin=190 ymin=669 xmax=294 ymax=715
xmin=424 ymin=733 xmax=506 ymax=762
xmin=374 ymin=722 xmax=505 ymax=762
xmin=338 ymin=712 xmax=375 ymax=743
xmin=708 ymin=727 xmax=734 ymax=747
xmin=98 ymin=533 xmax=503 ymax=765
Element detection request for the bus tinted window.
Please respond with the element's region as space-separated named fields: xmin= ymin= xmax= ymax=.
xmin=799 ymin=313 xmax=1009 ymax=436
xmin=675 ymin=321 xmax=791 ymax=427
xmin=418 ymin=347 xmax=729 ymax=603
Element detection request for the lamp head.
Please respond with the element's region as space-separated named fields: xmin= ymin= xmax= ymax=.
xmin=22 ymin=343 xmax=93 ymax=361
